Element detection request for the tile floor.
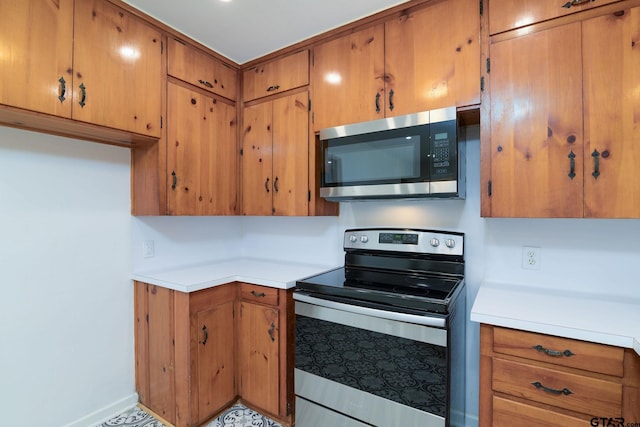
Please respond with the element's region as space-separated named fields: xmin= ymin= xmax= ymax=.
xmin=100 ymin=403 xmax=285 ymax=427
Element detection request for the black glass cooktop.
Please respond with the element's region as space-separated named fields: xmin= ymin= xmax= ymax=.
xmin=296 ymin=266 xmax=463 ymax=315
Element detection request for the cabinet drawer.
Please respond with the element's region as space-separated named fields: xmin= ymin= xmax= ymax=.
xmin=167 ymin=38 xmax=237 ymax=100
xmin=489 ymin=0 xmax=622 ymax=35
xmin=493 ymin=358 xmax=622 ymax=416
xmin=243 ymin=50 xmax=309 ymax=101
xmin=240 ymin=283 xmax=279 ymax=306
xmin=493 ymin=327 xmax=624 ymax=376
xmin=493 ymin=396 xmax=587 ymax=427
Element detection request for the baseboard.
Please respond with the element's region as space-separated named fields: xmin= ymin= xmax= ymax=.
xmin=61 ymin=393 xmax=139 ymax=427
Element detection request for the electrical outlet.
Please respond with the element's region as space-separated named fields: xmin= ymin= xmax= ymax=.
xmin=522 ymin=246 xmax=541 ymax=270
xmin=143 ymin=240 xmax=155 ymax=258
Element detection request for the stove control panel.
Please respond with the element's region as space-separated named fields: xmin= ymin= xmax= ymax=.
xmin=344 ymin=228 xmax=463 ymax=256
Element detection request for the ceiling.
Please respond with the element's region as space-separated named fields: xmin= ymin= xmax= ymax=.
xmin=122 ymin=0 xmax=410 ymax=65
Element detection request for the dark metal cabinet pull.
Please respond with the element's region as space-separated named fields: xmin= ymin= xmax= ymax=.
xmin=268 ymin=322 xmax=276 ymax=342
xmin=388 ymin=89 xmax=395 ymax=111
xmin=375 ymin=92 xmax=381 ymax=113
xmin=171 ymin=171 xmax=177 ymax=190
xmin=568 ymin=151 xmax=576 ymax=180
xmin=266 ymin=85 xmax=280 ymax=92
xmin=531 ymin=381 xmax=573 ymax=396
xmin=264 ymin=177 xmax=270 ymax=193
xmin=79 ymin=83 xmax=87 ymax=108
xmin=201 ymin=324 xmax=208 ymax=345
xmin=562 ymin=0 xmax=595 ymax=8
xmin=532 ymin=344 xmax=575 ymax=357
xmin=251 ymin=290 xmax=266 ymax=297
xmin=198 ymin=79 xmax=213 ymax=88
xmin=274 ymin=176 xmax=279 ymax=193
xmin=592 ymin=149 xmax=601 ymax=179
xmin=58 ymin=77 xmax=66 ymax=102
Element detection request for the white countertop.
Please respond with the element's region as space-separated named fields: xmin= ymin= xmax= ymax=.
xmin=131 ymin=258 xmax=339 ymax=293
xmin=471 ymin=281 xmax=640 ymax=356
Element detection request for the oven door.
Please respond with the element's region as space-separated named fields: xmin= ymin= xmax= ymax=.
xmin=294 ymin=293 xmax=448 ymax=427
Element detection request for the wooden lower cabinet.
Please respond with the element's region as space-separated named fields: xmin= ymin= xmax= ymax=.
xmin=238 ymin=283 xmax=294 ymax=425
xmin=479 ymin=324 xmax=640 ymax=427
xmin=134 ymin=282 xmax=236 ymax=427
xmin=134 ymin=281 xmax=294 ymax=427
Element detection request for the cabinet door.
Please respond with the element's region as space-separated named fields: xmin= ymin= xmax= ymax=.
xmin=384 ymin=0 xmax=480 ymax=117
xmin=238 ymin=301 xmax=280 ymax=416
xmin=72 ymin=0 xmax=161 ymax=137
xmin=242 ymin=102 xmax=274 ymax=215
xmin=243 ymin=50 xmax=309 ymax=101
xmin=168 ymin=38 xmax=238 ymax=101
xmin=195 ymin=301 xmax=235 ymax=422
xmin=583 ymin=6 xmax=640 ymax=218
xmin=488 ymin=23 xmax=584 ymax=217
xmin=0 ymin=0 xmax=74 ymax=117
xmin=311 ymin=24 xmax=385 ymax=131
xmin=272 ymin=92 xmax=309 ymax=216
xmin=167 ymin=83 xmax=237 ymax=215
xmin=489 ymin=0 xmax=622 ymax=35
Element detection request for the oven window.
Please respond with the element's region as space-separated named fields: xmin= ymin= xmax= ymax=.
xmin=296 ymin=315 xmax=447 ymax=416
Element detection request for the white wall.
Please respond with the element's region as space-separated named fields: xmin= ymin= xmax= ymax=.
xmin=0 ymin=127 xmax=136 ymax=427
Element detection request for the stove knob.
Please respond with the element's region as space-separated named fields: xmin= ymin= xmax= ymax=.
xmin=360 ymin=235 xmax=369 ymax=243
xmin=445 ymin=239 xmax=456 ymax=249
xmin=429 ymin=238 xmax=440 ymax=247
xmin=349 ymin=234 xmax=358 ymax=243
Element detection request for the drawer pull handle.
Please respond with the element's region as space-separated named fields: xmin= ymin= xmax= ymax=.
xmin=532 ymin=344 xmax=575 ymax=358
xmin=251 ymin=290 xmax=266 ymax=298
xmin=268 ymin=322 xmax=276 ymax=342
xmin=562 ymin=0 xmax=595 ymax=8
xmin=531 ymin=381 xmax=573 ymax=396
xmin=201 ymin=324 xmax=208 ymax=346
xmin=267 ymin=85 xmax=280 ymax=92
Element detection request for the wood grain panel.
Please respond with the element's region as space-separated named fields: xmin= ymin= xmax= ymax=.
xmin=0 ymin=0 xmax=74 ymax=118
xmin=489 ymin=0 xmax=621 ymax=35
xmin=493 ymin=357 xmax=622 ymax=416
xmin=583 ymin=6 xmax=640 ymax=218
xmin=311 ymin=24 xmax=385 ymax=131
xmin=493 ymin=327 xmax=624 ymax=376
xmin=243 ymin=50 xmax=309 ymax=101
xmin=72 ymin=0 xmax=161 ymax=136
xmin=272 ymin=91 xmax=310 ymax=216
xmin=241 ymin=101 xmax=273 ymax=215
xmin=493 ymin=396 xmax=589 ymax=427
xmin=384 ymin=0 xmax=480 ymax=117
xmin=240 ymin=283 xmax=279 ymax=306
xmin=168 ymin=37 xmax=237 ymax=101
xmin=489 ymin=23 xmax=584 ymax=217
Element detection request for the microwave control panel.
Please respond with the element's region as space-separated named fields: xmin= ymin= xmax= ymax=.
xmin=429 ymin=120 xmax=457 ymax=180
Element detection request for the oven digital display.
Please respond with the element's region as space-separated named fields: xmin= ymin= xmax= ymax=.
xmin=378 ymin=233 xmax=419 ymax=245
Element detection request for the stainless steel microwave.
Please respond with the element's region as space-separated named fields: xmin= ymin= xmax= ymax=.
xmin=319 ymin=107 xmax=465 ymax=201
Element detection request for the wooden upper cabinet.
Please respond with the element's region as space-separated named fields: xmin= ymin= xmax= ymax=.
xmin=72 ymin=0 xmax=162 ymax=137
xmin=311 ymin=24 xmax=385 ymax=131
xmin=384 ymin=0 xmax=480 ymax=117
xmin=488 ymin=23 xmax=584 ymax=217
xmin=243 ymin=50 xmax=309 ymax=101
xmin=167 ymin=38 xmax=238 ymax=101
xmin=489 ymin=0 xmax=622 ymax=34
xmin=582 ymin=6 xmax=640 ymax=218
xmin=241 ymin=91 xmax=309 ymax=216
xmin=312 ymin=0 xmax=481 ymax=131
xmin=0 ymin=0 xmax=74 ymax=118
xmin=484 ymin=3 xmax=640 ymax=218
xmin=167 ymin=82 xmax=237 ymax=216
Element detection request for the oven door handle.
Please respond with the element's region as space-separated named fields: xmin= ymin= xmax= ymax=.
xmin=293 ymin=292 xmax=446 ymax=328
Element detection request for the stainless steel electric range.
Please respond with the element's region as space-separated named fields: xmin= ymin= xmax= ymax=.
xmin=294 ymin=228 xmax=466 ymax=427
